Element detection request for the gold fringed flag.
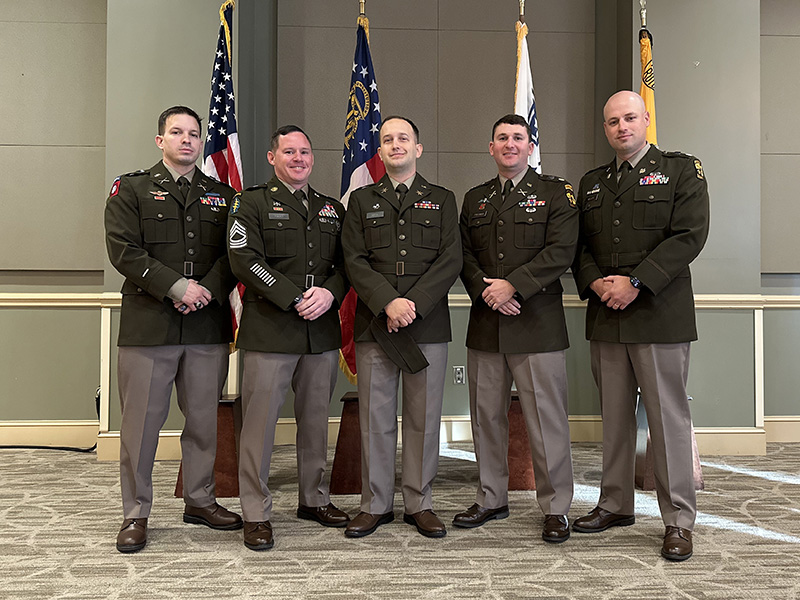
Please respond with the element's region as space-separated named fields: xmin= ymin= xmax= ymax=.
xmin=639 ymin=27 xmax=657 ymax=145
xmin=514 ymin=20 xmax=541 ymax=173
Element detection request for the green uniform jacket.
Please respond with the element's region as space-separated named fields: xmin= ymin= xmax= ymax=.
xmin=104 ymin=161 xmax=236 ymax=346
xmin=227 ymin=176 xmax=347 ymax=354
xmin=461 ymin=168 xmax=578 ymax=353
xmin=572 ymin=145 xmax=710 ymax=343
xmin=342 ymin=173 xmax=462 ymax=344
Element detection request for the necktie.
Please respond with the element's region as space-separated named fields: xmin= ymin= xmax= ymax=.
xmin=502 ymin=179 xmax=513 ymax=199
xmin=617 ymin=161 xmax=633 ymax=185
xmin=294 ymin=189 xmax=308 ymax=215
xmin=177 ymin=176 xmax=191 ymax=201
xmin=396 ymin=183 xmax=408 ymax=203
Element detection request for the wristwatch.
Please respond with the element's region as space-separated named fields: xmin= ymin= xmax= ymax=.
xmin=292 ymin=294 xmax=304 ymax=305
xmin=629 ymin=276 xmax=643 ymax=289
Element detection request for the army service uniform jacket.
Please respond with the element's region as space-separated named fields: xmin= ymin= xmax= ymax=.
xmin=105 ymin=161 xmax=236 ymax=346
xmin=572 ymin=145 xmax=710 ymax=344
xmin=227 ymin=176 xmax=348 ymax=354
xmin=460 ymin=168 xmax=579 ymax=354
xmin=342 ymin=173 xmax=462 ymax=344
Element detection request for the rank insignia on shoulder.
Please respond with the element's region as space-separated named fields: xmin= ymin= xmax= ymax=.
xmin=109 ymin=177 xmax=121 ymax=198
xmin=694 ymin=159 xmax=704 ymax=180
xmin=270 ymin=186 xmax=279 ymax=192
xmin=639 ymin=173 xmax=670 ymax=186
xmin=230 ymin=194 xmax=241 ymax=214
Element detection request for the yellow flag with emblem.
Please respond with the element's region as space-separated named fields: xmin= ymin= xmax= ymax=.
xmin=639 ymin=28 xmax=657 ymax=145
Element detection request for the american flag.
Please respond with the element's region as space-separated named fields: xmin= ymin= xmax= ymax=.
xmin=338 ymin=16 xmax=386 ymax=384
xmin=202 ymin=0 xmax=245 ymax=335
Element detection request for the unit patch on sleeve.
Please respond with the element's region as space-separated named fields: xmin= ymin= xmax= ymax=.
xmin=109 ymin=177 xmax=121 ymax=198
xmin=230 ymin=194 xmax=241 ymax=214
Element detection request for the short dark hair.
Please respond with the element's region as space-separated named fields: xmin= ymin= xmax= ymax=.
xmin=157 ymin=106 xmax=202 ymax=135
xmin=491 ymin=114 xmax=532 ymax=142
xmin=380 ymin=115 xmax=420 ymax=143
xmin=270 ymin=125 xmax=312 ymax=151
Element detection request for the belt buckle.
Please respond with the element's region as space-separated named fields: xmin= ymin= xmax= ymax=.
xmin=396 ymin=261 xmax=405 ymax=276
xmin=305 ymin=274 xmax=315 ymax=289
xmin=183 ymin=261 xmax=194 ymax=277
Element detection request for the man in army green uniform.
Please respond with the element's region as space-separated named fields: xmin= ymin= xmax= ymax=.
xmin=342 ymin=116 xmax=462 ymax=539
xmin=105 ymin=106 xmax=242 ymax=553
xmin=454 ymin=114 xmax=577 ymax=543
xmin=571 ymin=91 xmax=709 ymax=561
xmin=227 ymin=125 xmax=350 ymax=551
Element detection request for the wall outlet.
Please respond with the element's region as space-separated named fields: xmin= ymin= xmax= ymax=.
xmin=453 ymin=366 xmax=466 ymax=385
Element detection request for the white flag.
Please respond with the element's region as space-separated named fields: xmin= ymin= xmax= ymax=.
xmin=514 ymin=21 xmax=541 ymax=173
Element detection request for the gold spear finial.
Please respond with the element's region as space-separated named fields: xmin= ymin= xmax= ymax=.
xmin=640 ymin=0 xmax=647 ymax=28
xmin=360 ymin=0 xmax=365 ymax=16
xmin=519 ymin=0 xmax=525 ymax=23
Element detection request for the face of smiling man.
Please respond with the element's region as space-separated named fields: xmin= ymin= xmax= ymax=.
xmin=268 ymin=131 xmax=314 ymax=189
xmin=377 ymin=117 xmax=423 ymax=181
xmin=489 ymin=123 xmax=534 ymax=179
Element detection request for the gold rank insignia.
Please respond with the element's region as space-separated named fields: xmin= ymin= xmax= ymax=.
xmin=694 ymin=159 xmax=704 ymax=180
xmin=270 ymin=186 xmax=279 ymax=192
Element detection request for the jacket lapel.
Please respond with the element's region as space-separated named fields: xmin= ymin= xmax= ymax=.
xmin=400 ymin=173 xmax=432 ymax=215
xmin=268 ymin=176 xmax=307 ymax=218
xmin=374 ymin=174 xmax=400 ymax=212
xmin=148 ymin=161 xmax=182 ymax=205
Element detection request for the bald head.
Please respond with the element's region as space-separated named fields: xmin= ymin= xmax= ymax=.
xmin=602 ymin=91 xmax=650 ymax=160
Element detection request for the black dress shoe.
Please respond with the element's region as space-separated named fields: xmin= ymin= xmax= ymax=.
xmin=345 ymin=511 xmax=394 ymax=538
xmin=452 ymin=504 xmax=510 ymax=529
xmin=542 ymin=514 xmax=570 ymax=543
xmin=243 ymin=521 xmax=274 ymax=551
xmin=116 ymin=518 xmax=147 ymax=553
xmin=183 ymin=502 xmax=243 ymax=530
xmin=403 ymin=510 xmax=447 ymax=538
xmin=297 ymin=503 xmax=350 ymax=527
xmin=572 ymin=507 xmax=635 ymax=533
xmin=661 ymin=526 xmax=693 ymax=561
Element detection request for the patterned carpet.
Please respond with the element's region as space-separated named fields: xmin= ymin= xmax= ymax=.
xmin=1 ymin=442 xmax=799 ymax=599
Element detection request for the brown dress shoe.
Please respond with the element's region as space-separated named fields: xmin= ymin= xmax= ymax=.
xmin=297 ymin=502 xmax=350 ymax=527
xmin=572 ymin=507 xmax=635 ymax=533
xmin=243 ymin=521 xmax=274 ymax=551
xmin=452 ymin=503 xmax=509 ymax=529
xmin=662 ymin=526 xmax=693 ymax=561
xmin=403 ymin=510 xmax=447 ymax=538
xmin=345 ymin=511 xmax=394 ymax=538
xmin=183 ymin=502 xmax=243 ymax=530
xmin=116 ymin=518 xmax=147 ymax=553
xmin=542 ymin=514 xmax=570 ymax=543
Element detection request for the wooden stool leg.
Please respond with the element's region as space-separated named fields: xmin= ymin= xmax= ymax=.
xmin=329 ymin=393 xmax=362 ymax=495
xmin=507 ymin=396 xmax=536 ymax=491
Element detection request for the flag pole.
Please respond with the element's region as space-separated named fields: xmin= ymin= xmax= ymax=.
xmin=359 ymin=0 xmax=365 ymax=16
xmin=519 ymin=0 xmax=525 ymax=24
xmin=639 ymin=0 xmax=647 ymax=28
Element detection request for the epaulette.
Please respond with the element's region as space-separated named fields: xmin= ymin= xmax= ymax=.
xmin=539 ymin=174 xmax=566 ymax=183
xmin=662 ymin=150 xmax=696 ymax=160
xmin=245 ymin=183 xmax=269 ymax=192
xmin=585 ymin=164 xmax=608 ymax=175
xmin=122 ymin=169 xmax=148 ymax=178
xmin=467 ymin=178 xmax=494 ymax=193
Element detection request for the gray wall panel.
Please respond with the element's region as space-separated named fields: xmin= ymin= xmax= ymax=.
xmin=761 ymin=155 xmax=800 ymax=273
xmin=764 ymin=309 xmax=800 ymax=416
xmin=0 ymin=309 xmax=100 ymax=421
xmin=688 ymin=311 xmax=755 ymax=427
xmin=278 ymin=0 xmax=438 ymax=29
xmin=0 ymin=22 xmax=106 ymax=146
xmin=761 ymin=36 xmax=800 ymax=156
xmin=0 ymin=146 xmax=106 ymax=270
xmin=0 ymin=0 xmax=106 ymax=23
xmin=440 ymin=0 xmax=595 ymax=32
xmin=761 ymin=0 xmax=800 ymax=36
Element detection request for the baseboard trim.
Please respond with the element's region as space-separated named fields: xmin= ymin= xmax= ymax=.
xmin=85 ymin=416 xmax=772 ymax=461
xmin=764 ymin=416 xmax=800 ymax=443
xmin=0 ymin=421 xmax=99 ymax=448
